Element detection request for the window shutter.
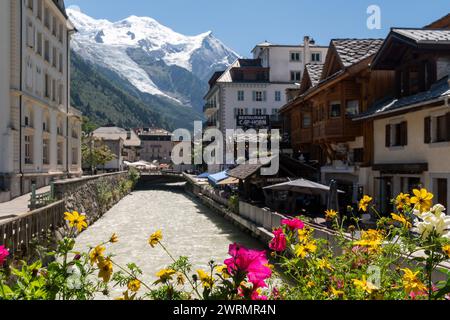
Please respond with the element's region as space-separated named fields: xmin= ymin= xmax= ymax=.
xmin=401 ymin=122 xmax=408 ymax=146
xmin=424 ymin=117 xmax=431 ymax=144
xmin=385 ymin=125 xmax=391 ymax=148
xmin=446 ymin=113 xmax=450 ymax=142
xmin=252 ymin=108 xmax=256 ymax=115
xmin=252 ymin=91 xmax=256 ymax=101
xmin=244 ymin=108 xmax=249 ymax=115
xmin=234 ymin=108 xmax=238 ymax=117
xmin=263 ymin=91 xmax=267 ymax=101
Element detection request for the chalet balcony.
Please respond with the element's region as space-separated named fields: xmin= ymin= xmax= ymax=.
xmin=313 ymin=118 xmax=362 ymax=143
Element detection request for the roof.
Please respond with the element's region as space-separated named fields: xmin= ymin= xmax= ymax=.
xmin=228 ymin=164 xmax=265 ymax=180
xmin=305 ymin=64 xmax=324 ymax=87
xmin=392 ymin=28 xmax=450 ymax=44
xmin=93 ymin=127 xmax=141 ymax=147
xmin=355 ymin=76 xmax=450 ymax=120
xmin=424 ymin=13 xmax=450 ymax=29
xmin=52 ymin=0 xmax=68 ymax=19
xmin=331 ymin=39 xmax=384 ymax=68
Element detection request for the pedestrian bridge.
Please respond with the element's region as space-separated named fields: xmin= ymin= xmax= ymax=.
xmin=137 ymin=172 xmax=186 ymax=186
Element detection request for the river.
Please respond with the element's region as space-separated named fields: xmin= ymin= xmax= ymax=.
xmin=74 ymin=183 xmax=266 ymax=299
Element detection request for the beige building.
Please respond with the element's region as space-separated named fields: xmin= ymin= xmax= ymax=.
xmin=0 ymin=0 xmax=82 ymax=203
xmin=355 ymin=28 xmax=450 ymax=213
xmin=137 ymin=128 xmax=174 ymax=164
xmin=92 ymin=126 xmax=142 ymax=164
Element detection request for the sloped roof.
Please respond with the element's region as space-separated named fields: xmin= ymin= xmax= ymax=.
xmin=93 ymin=127 xmax=141 ymax=147
xmin=356 ymin=76 xmax=450 ymax=120
xmin=228 ymin=164 xmax=265 ymax=180
xmin=52 ymin=0 xmax=68 ymax=18
xmin=305 ymin=64 xmax=324 ymax=87
xmin=392 ymin=28 xmax=450 ymax=44
xmin=331 ymin=39 xmax=384 ymax=68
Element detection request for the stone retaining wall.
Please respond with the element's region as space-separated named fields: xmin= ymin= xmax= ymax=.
xmin=54 ymin=171 xmax=131 ymax=224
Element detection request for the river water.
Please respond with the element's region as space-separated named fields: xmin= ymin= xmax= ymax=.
xmin=74 ymin=183 xmax=266 ymax=299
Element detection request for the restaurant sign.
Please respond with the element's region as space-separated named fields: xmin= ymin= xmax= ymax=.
xmin=236 ymin=115 xmax=270 ymax=129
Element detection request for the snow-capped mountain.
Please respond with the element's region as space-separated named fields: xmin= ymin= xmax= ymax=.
xmin=67 ymin=6 xmax=239 ymax=109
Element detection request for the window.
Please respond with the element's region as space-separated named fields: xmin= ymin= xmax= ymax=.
xmin=237 ymin=90 xmax=244 ymax=101
xmin=275 ymin=91 xmax=281 ymax=102
xmin=353 ymin=148 xmax=364 ymax=163
xmin=27 ymin=0 xmax=33 ymax=10
xmin=290 ymin=71 xmax=301 ymax=82
xmin=290 ymin=52 xmax=301 ymax=62
xmin=436 ymin=115 xmax=449 ymax=142
xmin=311 ymin=52 xmax=321 ymax=62
xmin=59 ymin=52 xmax=63 ymax=73
xmin=329 ymin=101 xmax=341 ymax=118
xmin=44 ymin=7 xmax=50 ymax=29
xmin=58 ymin=84 xmax=64 ymax=105
xmin=234 ymin=108 xmax=246 ymax=118
xmin=43 ymin=139 xmax=50 ymax=165
xmin=252 ymin=91 xmax=266 ymax=102
xmin=44 ymin=73 xmax=50 ymax=98
xmin=36 ymin=32 xmax=42 ymax=55
xmin=437 ymin=179 xmax=448 ymax=208
xmin=72 ymin=147 xmax=78 ymax=165
xmin=25 ymin=136 xmax=33 ymax=165
xmin=346 ymin=100 xmax=359 ymax=116
xmin=302 ymin=113 xmax=312 ymax=128
xmin=52 ymin=16 xmax=57 ymax=37
xmin=52 ymin=47 xmax=57 ymax=67
xmin=59 ymin=24 xmax=63 ymax=43
xmin=52 ymin=79 xmax=56 ymax=101
xmin=26 ymin=20 xmax=34 ymax=48
xmin=44 ymin=39 xmax=50 ymax=62
xmin=57 ymin=142 xmax=63 ymax=165
xmin=253 ymin=108 xmax=265 ymax=116
xmin=386 ymin=122 xmax=408 ymax=147
xmin=37 ymin=0 xmax=42 ymax=20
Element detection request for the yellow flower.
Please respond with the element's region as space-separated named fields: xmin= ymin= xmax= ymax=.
xmin=395 ymin=193 xmax=411 ymax=210
xmin=127 ymin=279 xmax=141 ymax=292
xmin=306 ymin=281 xmax=315 ymax=288
xmin=110 ymin=233 xmax=119 ymax=243
xmin=330 ymin=286 xmax=344 ymax=298
xmin=298 ymin=228 xmax=313 ymax=243
xmin=197 ymin=269 xmax=214 ymax=289
xmin=443 ymin=245 xmax=450 ymax=258
xmin=359 ymin=196 xmax=373 ymax=212
xmin=115 ymin=291 xmax=135 ymax=301
xmin=325 ymin=209 xmax=338 ymax=221
xmin=176 ymin=273 xmax=185 ymax=286
xmin=215 ymin=265 xmax=230 ymax=279
xmin=98 ymin=257 xmax=113 ymax=283
xmin=64 ymin=211 xmax=88 ymax=232
xmin=410 ymin=189 xmax=433 ymax=213
xmin=148 ymin=230 xmax=163 ymax=248
xmin=295 ymin=240 xmax=317 ymax=258
xmin=391 ymin=213 xmax=412 ymax=229
xmin=354 ymin=229 xmax=384 ymax=253
xmin=318 ymin=258 xmax=333 ymax=271
xmin=352 ymin=276 xmax=378 ymax=294
xmin=155 ymin=269 xmax=176 ymax=284
xmin=401 ymin=268 xmax=427 ymax=295
xmin=89 ymin=245 xmax=105 ymax=265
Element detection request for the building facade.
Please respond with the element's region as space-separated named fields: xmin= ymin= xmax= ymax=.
xmin=355 ymin=28 xmax=450 ymax=213
xmin=204 ymin=36 xmax=328 ymax=173
xmin=0 ymin=0 xmax=82 ymax=203
xmin=93 ymin=126 xmax=141 ymax=164
xmin=137 ymin=128 xmax=174 ymax=165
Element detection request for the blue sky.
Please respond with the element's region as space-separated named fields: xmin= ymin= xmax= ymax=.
xmin=65 ymin=0 xmax=449 ymax=56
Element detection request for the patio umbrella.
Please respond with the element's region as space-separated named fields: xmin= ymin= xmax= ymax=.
xmin=263 ymin=178 xmax=345 ymax=196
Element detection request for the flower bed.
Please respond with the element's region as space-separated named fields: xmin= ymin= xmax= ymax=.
xmin=1 ymin=188 xmax=450 ymax=300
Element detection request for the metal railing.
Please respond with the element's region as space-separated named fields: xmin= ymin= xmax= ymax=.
xmin=29 ymin=182 xmax=55 ymax=211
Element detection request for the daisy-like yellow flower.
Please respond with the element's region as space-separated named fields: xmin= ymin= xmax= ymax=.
xmin=98 ymin=257 xmax=113 ymax=283
xmin=443 ymin=245 xmax=450 ymax=258
xmin=401 ymin=268 xmax=427 ymax=295
xmin=295 ymin=240 xmax=317 ymax=259
xmin=64 ymin=211 xmax=88 ymax=232
xmin=110 ymin=233 xmax=119 ymax=243
xmin=148 ymin=230 xmax=163 ymax=248
xmin=395 ymin=193 xmax=411 ymax=210
xmin=358 ymin=196 xmax=373 ymax=212
xmin=215 ymin=265 xmax=230 ymax=279
xmin=329 ymin=286 xmax=345 ymax=298
xmin=306 ymin=281 xmax=315 ymax=288
xmin=318 ymin=258 xmax=333 ymax=271
xmin=352 ymin=276 xmax=379 ymax=294
xmin=354 ymin=229 xmax=384 ymax=253
xmin=89 ymin=245 xmax=105 ymax=266
xmin=155 ymin=269 xmax=176 ymax=284
xmin=298 ymin=228 xmax=313 ymax=243
xmin=197 ymin=269 xmax=214 ymax=289
xmin=410 ymin=188 xmax=434 ymax=213
xmin=127 ymin=279 xmax=141 ymax=292
xmin=325 ymin=209 xmax=338 ymax=221
xmin=391 ymin=213 xmax=412 ymax=229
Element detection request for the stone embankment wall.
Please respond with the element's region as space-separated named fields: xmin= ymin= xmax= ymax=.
xmin=54 ymin=171 xmax=131 ymax=225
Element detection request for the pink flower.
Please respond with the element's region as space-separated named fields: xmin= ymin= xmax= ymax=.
xmin=251 ymin=290 xmax=268 ymax=300
xmin=281 ymin=218 xmax=305 ymax=231
xmin=269 ymin=228 xmax=287 ymax=252
xmin=0 ymin=246 xmax=9 ymax=265
xmin=224 ymin=244 xmax=272 ymax=290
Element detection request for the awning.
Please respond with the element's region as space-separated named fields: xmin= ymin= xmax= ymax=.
xmin=208 ymin=171 xmax=229 ymax=185
xmin=264 ymin=179 xmax=345 ymax=196
xmin=197 ymin=172 xmax=210 ymax=179
xmin=217 ymin=177 xmax=240 ymax=185
xmin=373 ymin=163 xmax=428 ymax=174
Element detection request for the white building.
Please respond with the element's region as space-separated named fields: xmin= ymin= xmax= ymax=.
xmin=204 ymin=36 xmax=328 ymax=172
xmin=0 ymin=0 xmax=82 ymax=203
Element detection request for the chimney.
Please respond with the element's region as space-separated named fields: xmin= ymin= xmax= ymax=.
xmin=303 ymin=36 xmax=311 ymax=65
